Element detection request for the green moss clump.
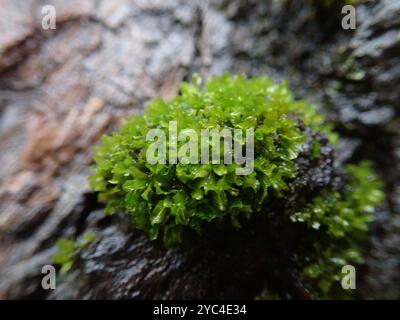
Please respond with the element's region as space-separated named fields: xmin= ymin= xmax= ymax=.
xmin=90 ymin=74 xmax=334 ymax=245
xmin=291 ymin=162 xmax=383 ymax=298
xmin=90 ymin=74 xmax=383 ymax=298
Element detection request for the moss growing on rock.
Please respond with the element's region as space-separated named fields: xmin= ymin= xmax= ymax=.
xmin=52 ymin=231 xmax=97 ymax=275
xmin=90 ymin=74 xmax=383 ymax=298
xmin=291 ymin=162 xmax=383 ymax=297
xmin=90 ymin=74 xmax=336 ymax=245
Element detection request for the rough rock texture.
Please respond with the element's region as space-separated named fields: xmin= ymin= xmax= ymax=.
xmin=0 ymin=0 xmax=399 ymax=299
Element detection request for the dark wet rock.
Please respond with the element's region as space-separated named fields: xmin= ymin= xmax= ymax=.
xmin=335 ymin=138 xmax=361 ymax=167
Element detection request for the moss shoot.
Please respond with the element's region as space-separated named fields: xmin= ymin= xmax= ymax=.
xmin=52 ymin=231 xmax=97 ymax=275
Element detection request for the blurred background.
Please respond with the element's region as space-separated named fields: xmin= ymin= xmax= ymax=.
xmin=0 ymin=0 xmax=399 ymax=299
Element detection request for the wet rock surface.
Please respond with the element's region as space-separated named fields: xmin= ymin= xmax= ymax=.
xmin=0 ymin=0 xmax=399 ymax=299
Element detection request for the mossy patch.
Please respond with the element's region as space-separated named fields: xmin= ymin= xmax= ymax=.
xmin=89 ymin=74 xmax=383 ymax=298
xmin=90 ymin=74 xmax=336 ymax=245
xmin=52 ymin=231 xmax=97 ymax=275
